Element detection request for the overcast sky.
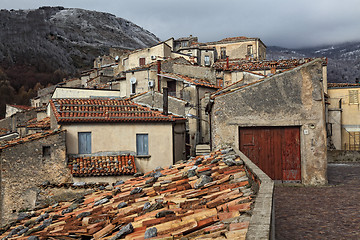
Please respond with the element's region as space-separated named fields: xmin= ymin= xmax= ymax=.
xmin=3 ymin=0 xmax=360 ymax=48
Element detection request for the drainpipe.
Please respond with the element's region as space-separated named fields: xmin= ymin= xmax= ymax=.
xmin=163 ymin=87 xmax=168 ymax=115
xmin=157 ymin=60 xmax=161 ymax=92
xmin=196 ymin=86 xmax=201 ymax=144
xmin=226 ymin=57 xmax=229 ymax=70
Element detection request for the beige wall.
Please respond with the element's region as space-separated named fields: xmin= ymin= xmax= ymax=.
xmin=328 ymin=87 xmax=360 ymax=149
xmin=62 ymin=123 xmax=175 ymax=173
xmin=126 ymin=70 xmax=157 ymax=96
xmin=52 ymin=88 xmax=122 ymax=99
xmin=126 ymin=43 xmax=172 ymax=70
xmin=207 ymin=39 xmax=265 ymax=60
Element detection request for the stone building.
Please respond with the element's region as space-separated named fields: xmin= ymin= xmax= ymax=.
xmin=207 ymin=59 xmax=328 ymax=185
xmin=0 ymin=130 xmax=70 ymax=223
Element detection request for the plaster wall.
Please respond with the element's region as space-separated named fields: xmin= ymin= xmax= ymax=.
xmin=172 ymin=64 xmax=216 ymax=84
xmin=62 ymin=123 xmax=177 ymax=173
xmin=211 ymin=59 xmax=327 ymax=185
xmin=52 ymin=88 xmax=122 ymax=99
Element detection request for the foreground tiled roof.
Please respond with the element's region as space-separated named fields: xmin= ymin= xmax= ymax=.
xmin=50 ymin=98 xmax=185 ymax=123
xmin=0 ymin=148 xmax=255 ymax=239
xmin=0 ymin=129 xmax=63 ymax=150
xmin=26 ymin=117 xmax=50 ymax=129
xmin=328 ymin=83 xmax=360 ymax=88
xmin=68 ymin=155 xmax=137 ymax=177
xmin=159 ymin=72 xmax=219 ymax=89
xmin=213 ymin=58 xmax=324 ymax=71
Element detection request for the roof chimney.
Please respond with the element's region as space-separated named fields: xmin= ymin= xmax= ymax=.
xmin=163 ymin=87 xmax=168 ymax=115
xmin=270 ymin=62 xmax=276 ymax=75
xmin=157 ymin=60 xmax=161 ymax=92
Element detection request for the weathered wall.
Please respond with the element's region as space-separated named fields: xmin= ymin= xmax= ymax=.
xmin=328 ymin=109 xmax=342 ymax=149
xmin=172 ymin=64 xmax=216 ymax=84
xmin=52 ymin=87 xmax=122 ymax=99
xmin=132 ymin=91 xmax=187 ymax=116
xmin=125 ymin=70 xmax=157 ymax=96
xmin=0 ymin=131 xmax=70 ymax=223
xmin=211 ymin=59 xmax=327 ymax=185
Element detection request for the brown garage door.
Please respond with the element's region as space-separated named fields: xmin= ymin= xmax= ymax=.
xmin=239 ymin=126 xmax=301 ymax=181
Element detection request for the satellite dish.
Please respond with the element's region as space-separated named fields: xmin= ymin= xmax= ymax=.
xmin=130 ymin=77 xmax=137 ymax=84
xmin=115 ymin=56 xmax=119 ymax=61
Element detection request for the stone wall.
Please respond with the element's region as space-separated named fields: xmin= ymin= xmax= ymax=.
xmin=211 ymin=59 xmax=327 ymax=185
xmin=172 ymin=64 xmax=216 ymax=84
xmin=0 ymin=131 xmax=71 ymax=224
xmin=328 ymin=150 xmax=360 ymax=162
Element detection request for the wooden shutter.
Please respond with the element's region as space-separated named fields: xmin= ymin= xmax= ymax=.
xmin=78 ymin=132 xmax=91 ymax=154
xmin=136 ymin=134 xmax=148 ymax=155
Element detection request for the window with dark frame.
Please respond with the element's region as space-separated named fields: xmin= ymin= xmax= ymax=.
xmin=204 ymin=55 xmax=210 ymax=66
xmin=247 ymin=45 xmax=253 ymax=55
xmin=42 ymin=146 xmax=51 ymax=157
xmin=136 ymin=134 xmax=148 ymax=156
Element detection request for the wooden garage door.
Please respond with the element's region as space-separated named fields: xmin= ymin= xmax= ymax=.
xmin=239 ymin=126 xmax=301 ymax=181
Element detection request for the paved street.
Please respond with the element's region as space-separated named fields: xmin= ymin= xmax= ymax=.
xmin=275 ymin=162 xmax=360 ymax=239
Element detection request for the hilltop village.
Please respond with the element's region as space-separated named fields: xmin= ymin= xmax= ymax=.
xmin=0 ymin=35 xmax=359 ymax=239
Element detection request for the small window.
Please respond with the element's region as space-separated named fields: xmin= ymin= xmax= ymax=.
xmin=247 ymin=45 xmax=253 ymax=55
xmin=136 ymin=134 xmax=148 ymax=156
xmin=78 ymin=132 xmax=91 ymax=154
xmin=131 ymin=83 xmax=136 ymax=95
xmin=216 ymin=79 xmax=224 ymax=88
xmin=181 ymin=41 xmax=188 ymax=47
xmin=349 ymin=90 xmax=359 ymax=104
xmin=139 ymin=57 xmax=145 ymax=66
xmin=220 ymin=47 xmax=226 ymax=59
xmin=42 ymin=146 xmax=51 ymax=157
xmin=204 ymin=55 xmax=210 ymax=66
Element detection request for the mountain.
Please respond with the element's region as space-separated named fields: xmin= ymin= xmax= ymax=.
xmin=0 ymin=6 xmax=160 ymax=118
xmin=267 ymin=42 xmax=360 ymax=83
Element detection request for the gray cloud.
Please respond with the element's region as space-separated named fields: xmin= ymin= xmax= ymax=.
xmin=2 ymin=0 xmax=360 ymax=48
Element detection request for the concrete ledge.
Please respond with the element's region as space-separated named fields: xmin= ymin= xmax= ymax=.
xmin=234 ymin=148 xmax=274 ymax=240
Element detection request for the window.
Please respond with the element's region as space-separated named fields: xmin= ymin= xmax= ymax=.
xmin=136 ymin=134 xmax=148 ymax=156
xmin=131 ymin=83 xmax=136 ymax=95
xmin=181 ymin=41 xmax=188 ymax=47
xmin=167 ymin=80 xmax=176 ymax=96
xmin=78 ymin=132 xmax=91 ymax=154
xmin=220 ymin=47 xmax=226 ymax=59
xmin=247 ymin=45 xmax=253 ymax=55
xmin=139 ymin=57 xmax=145 ymax=66
xmin=204 ymin=55 xmax=210 ymax=66
xmin=349 ymin=90 xmax=359 ymax=104
xmin=216 ymin=78 xmax=224 ymax=88
xmin=42 ymin=146 xmax=51 ymax=157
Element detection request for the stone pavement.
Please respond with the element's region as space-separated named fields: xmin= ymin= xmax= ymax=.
xmin=275 ymin=162 xmax=360 ymax=239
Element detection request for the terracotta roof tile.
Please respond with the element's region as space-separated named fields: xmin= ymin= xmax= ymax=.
xmin=50 ymin=98 xmax=186 ymax=123
xmin=0 ymin=129 xmax=64 ymax=150
xmin=9 ymin=104 xmax=33 ymax=111
xmin=0 ymin=148 xmax=256 ymax=239
xmin=213 ymin=57 xmax=326 ymax=71
xmin=0 ymin=128 xmax=10 ymax=136
xmin=26 ymin=117 xmax=50 ymax=129
xmin=68 ymin=155 xmax=137 ymax=177
xmin=159 ymin=72 xmax=219 ymax=89
xmin=328 ymin=83 xmax=360 ymax=88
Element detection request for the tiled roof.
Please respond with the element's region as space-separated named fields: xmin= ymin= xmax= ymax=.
xmin=9 ymin=104 xmax=33 ymax=111
xmin=0 ymin=129 xmax=63 ymax=150
xmin=27 ymin=117 xmax=50 ymax=129
xmin=207 ymin=36 xmax=255 ymax=45
xmin=50 ymin=98 xmax=185 ymax=123
xmin=328 ymin=83 xmax=360 ymax=88
xmin=213 ymin=58 xmax=324 ymax=71
xmin=0 ymin=128 xmax=10 ymax=136
xmin=68 ymin=155 xmax=137 ymax=177
xmin=0 ymin=147 xmax=255 ymax=239
xmin=211 ymin=78 xmax=266 ymax=99
xmin=159 ymin=72 xmax=220 ymax=89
